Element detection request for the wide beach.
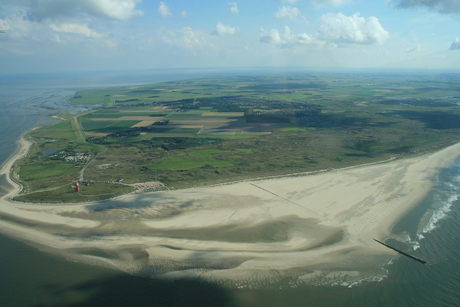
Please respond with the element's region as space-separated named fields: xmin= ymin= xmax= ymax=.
xmin=1 ymin=132 xmax=460 ymax=282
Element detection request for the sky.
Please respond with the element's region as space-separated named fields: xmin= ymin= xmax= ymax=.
xmin=1 ymin=0 xmax=460 ymax=75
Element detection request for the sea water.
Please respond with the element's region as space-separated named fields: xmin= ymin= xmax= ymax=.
xmin=1 ymin=70 xmax=460 ymax=307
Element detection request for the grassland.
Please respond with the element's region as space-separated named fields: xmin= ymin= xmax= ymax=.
xmin=14 ymin=72 xmax=460 ymax=202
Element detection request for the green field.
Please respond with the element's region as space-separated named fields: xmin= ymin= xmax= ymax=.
xmin=44 ymin=121 xmax=74 ymax=130
xmin=19 ymin=162 xmax=79 ymax=180
xmin=14 ymin=73 xmax=460 ymax=202
xmin=80 ymin=119 xmax=141 ymax=131
xmin=30 ymin=121 xmax=77 ymax=140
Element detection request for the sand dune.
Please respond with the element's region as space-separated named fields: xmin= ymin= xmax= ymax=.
xmin=1 ymin=133 xmax=459 ymax=283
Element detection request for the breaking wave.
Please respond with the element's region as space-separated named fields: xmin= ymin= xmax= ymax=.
xmin=417 ymin=157 xmax=460 ymax=240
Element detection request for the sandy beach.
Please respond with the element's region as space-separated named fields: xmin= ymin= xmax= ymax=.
xmin=1 ymin=133 xmax=460 ymax=283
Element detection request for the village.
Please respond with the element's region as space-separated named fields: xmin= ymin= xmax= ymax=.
xmin=48 ymin=150 xmax=91 ymax=163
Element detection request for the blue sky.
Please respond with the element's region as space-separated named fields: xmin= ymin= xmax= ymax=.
xmin=1 ymin=0 xmax=460 ymax=74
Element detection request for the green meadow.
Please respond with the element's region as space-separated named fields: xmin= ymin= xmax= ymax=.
xmin=80 ymin=119 xmax=141 ymax=131
xmin=19 ymin=163 xmax=79 ymax=180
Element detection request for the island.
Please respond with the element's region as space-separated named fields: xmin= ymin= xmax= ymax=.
xmin=12 ymin=73 xmax=460 ymax=203
xmin=1 ymin=72 xmax=460 ymax=284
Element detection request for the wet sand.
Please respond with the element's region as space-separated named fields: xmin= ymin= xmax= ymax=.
xmin=1 ymin=133 xmax=460 ymax=282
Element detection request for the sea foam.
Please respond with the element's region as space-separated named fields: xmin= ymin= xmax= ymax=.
xmin=417 ymin=158 xmax=460 ymax=240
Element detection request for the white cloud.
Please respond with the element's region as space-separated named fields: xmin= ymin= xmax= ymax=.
xmin=0 ymin=12 xmax=56 ymax=53
xmin=228 ymin=2 xmax=239 ymax=15
xmin=27 ymin=0 xmax=144 ymax=21
xmin=274 ymin=6 xmax=302 ymax=21
xmin=158 ymin=2 xmax=172 ymax=17
xmin=50 ymin=23 xmax=101 ymax=38
xmin=449 ymin=38 xmax=460 ymax=50
xmin=0 ymin=9 xmax=117 ymax=57
xmin=279 ymin=0 xmax=298 ymax=3
xmin=0 ymin=19 xmax=12 ymax=33
xmin=262 ymin=12 xmax=388 ymax=50
xmin=393 ymin=0 xmax=460 ymax=14
xmin=318 ymin=13 xmax=389 ymax=45
xmin=259 ymin=26 xmax=322 ymax=47
xmin=260 ymin=28 xmax=283 ymax=44
xmin=82 ymin=0 xmax=144 ymax=19
xmin=214 ymin=21 xmax=237 ymax=36
xmin=286 ymin=33 xmax=317 ymax=47
xmin=181 ymin=10 xmax=189 ymax=17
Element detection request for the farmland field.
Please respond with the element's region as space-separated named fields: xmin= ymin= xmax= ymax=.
xmin=14 ymin=73 xmax=460 ymax=202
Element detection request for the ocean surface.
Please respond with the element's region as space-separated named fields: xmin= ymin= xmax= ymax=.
xmin=1 ymin=69 xmax=460 ymax=307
